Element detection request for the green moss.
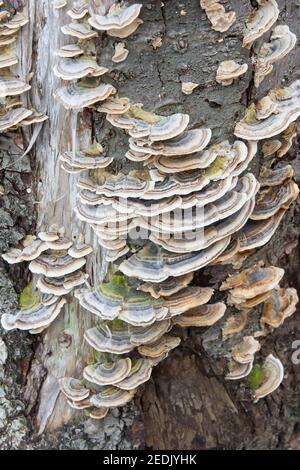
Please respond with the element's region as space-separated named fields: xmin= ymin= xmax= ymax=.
xmin=204 ymin=155 xmax=227 ymax=178
xmin=247 ymin=364 xmax=266 ymax=390
xmin=244 ymin=103 xmax=257 ymax=124
xmin=19 ymin=282 xmax=40 ymax=310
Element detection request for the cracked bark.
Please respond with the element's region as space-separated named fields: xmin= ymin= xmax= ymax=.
xmin=0 ymin=0 xmax=300 ymax=450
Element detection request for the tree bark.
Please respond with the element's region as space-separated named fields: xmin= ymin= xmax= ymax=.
xmin=0 ymin=0 xmax=300 ymax=450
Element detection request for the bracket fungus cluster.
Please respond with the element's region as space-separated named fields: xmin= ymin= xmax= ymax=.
xmin=200 ymin=1 xmax=236 ymax=33
xmin=221 ymin=263 xmax=297 ymax=400
xmin=0 ymin=6 xmax=47 ymax=132
xmin=1 ymin=226 xmax=92 ymax=333
xmin=59 ymin=272 xmax=226 ymax=417
xmin=0 ymin=0 xmax=298 ymax=423
xmin=254 ymin=25 xmax=297 ymax=87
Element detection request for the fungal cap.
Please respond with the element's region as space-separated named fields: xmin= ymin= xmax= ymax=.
xmin=253 ymin=354 xmax=284 ymax=402
xmin=173 ymin=302 xmax=226 ymax=327
xmin=59 ymin=377 xmax=90 ymax=401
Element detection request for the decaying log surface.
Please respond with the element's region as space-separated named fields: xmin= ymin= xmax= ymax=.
xmin=0 ymin=0 xmax=300 ymax=449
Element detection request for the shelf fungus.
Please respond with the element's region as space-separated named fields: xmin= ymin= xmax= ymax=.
xmin=54 ymin=56 xmax=108 ymax=81
xmin=216 ymin=61 xmax=248 ymax=86
xmin=119 ymin=239 xmax=231 ymax=283
xmin=220 ymin=265 xmax=284 ymax=309
xmin=89 ymin=3 xmax=143 ymax=39
xmin=181 ymin=82 xmax=199 ymax=95
xmin=260 ymin=287 xmax=298 ymax=334
xmin=138 ymin=273 xmax=194 ymax=299
xmin=55 ymin=44 xmax=85 ymax=58
xmin=150 ymin=198 xmax=255 ymax=254
xmin=90 ymin=386 xmax=137 ymax=409
xmin=54 ymin=78 xmax=116 ymax=109
xmin=138 ymin=335 xmax=181 ymax=359
xmin=67 ymin=1 xmax=89 ymax=20
xmin=254 ymin=25 xmax=297 ymax=87
xmin=1 ymin=229 xmax=92 ymax=329
xmin=173 ymin=302 xmax=226 ymax=328
xmin=259 ymin=165 xmax=294 ymax=187
xmin=234 ymin=80 xmax=300 ymax=141
xmin=226 ymin=335 xmax=261 ymax=381
xmin=59 ymin=378 xmax=90 ymax=402
xmin=253 ymin=354 xmax=284 ymax=402
xmin=60 ymin=143 xmax=113 ymax=173
xmin=200 ymin=1 xmax=236 ymax=33
xmin=61 ymin=22 xmax=98 ymax=39
xmin=243 ymin=0 xmax=280 ymax=49
xmin=1 ymin=297 xmax=66 ymax=332
xmin=75 ymin=274 xmax=213 ymax=327
xmin=250 ymin=180 xmax=299 ymax=220
xmin=129 ymin=128 xmax=212 ymax=156
xmin=112 ymin=42 xmax=129 ymax=63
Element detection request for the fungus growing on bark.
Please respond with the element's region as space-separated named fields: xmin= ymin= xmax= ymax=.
xmin=116 ymin=358 xmax=153 ymax=390
xmin=173 ymin=302 xmax=226 ymax=327
xmin=250 ymin=180 xmax=299 ymax=220
xmin=56 ymin=44 xmax=84 ymax=58
xmin=1 ymin=297 xmax=66 ymax=331
xmin=138 ymin=273 xmax=194 ymax=299
xmin=61 ymin=22 xmax=98 ymax=39
xmin=262 ymin=139 xmax=282 ymax=157
xmin=75 ymin=275 xmax=213 ymax=326
xmin=84 ymin=321 xmax=133 ymax=354
xmin=54 ymin=79 xmax=116 ymax=109
xmin=150 ymin=198 xmax=255 ymax=253
xmin=60 ymin=143 xmax=113 ymax=173
xmin=90 ymin=386 xmax=137 ymax=408
xmin=83 ymin=357 xmax=133 ymax=386
xmin=89 ymin=3 xmax=143 ymax=38
xmin=253 ymin=354 xmax=284 ymax=402
xmin=235 ymin=80 xmax=300 ymax=141
xmin=59 ymin=378 xmax=90 ymax=401
xmin=129 ymin=128 xmax=212 ymax=156
xmin=67 ymin=1 xmax=89 ymax=19
xmin=255 ymin=96 xmax=278 ymax=120
xmin=29 ymin=253 xmax=86 ymax=278
xmin=216 ymin=61 xmax=248 ymax=86
xmin=200 ymin=1 xmax=236 ymax=33
xmin=237 ymin=209 xmax=286 ymax=252
xmin=259 ymin=165 xmax=294 ymax=187
xmin=181 ymin=82 xmax=199 ymax=95
xmin=119 ymin=238 xmax=231 ymax=283
xmin=260 ymin=287 xmax=298 ymax=333
xmin=0 ymin=76 xmax=31 ymax=98
xmin=232 ymin=336 xmax=261 ymax=364
xmin=107 ymin=111 xmax=190 ymax=142
xmin=53 ymin=0 xmax=67 ymax=9
xmin=221 ymin=265 xmax=284 ymax=310
xmin=54 ymin=56 xmax=108 ymax=81
xmin=97 ymin=96 xmax=130 ymax=114
xmin=138 ymin=335 xmax=181 ymax=359
xmin=226 ymin=359 xmax=254 ymax=381
xmin=112 ymin=42 xmax=129 ymax=63
xmin=243 ymin=0 xmax=280 ymax=49
xmin=0 ymin=107 xmax=32 ymax=132
xmin=254 ymin=25 xmax=297 ymax=87
xmin=37 ymin=272 xmax=86 ymax=296
xmin=222 ymin=311 xmax=249 ymax=339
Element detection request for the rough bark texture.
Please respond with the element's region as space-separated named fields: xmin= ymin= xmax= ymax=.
xmin=0 ymin=0 xmax=300 ymax=450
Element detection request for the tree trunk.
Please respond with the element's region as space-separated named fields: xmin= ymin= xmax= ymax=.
xmin=0 ymin=0 xmax=299 ymax=450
